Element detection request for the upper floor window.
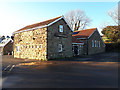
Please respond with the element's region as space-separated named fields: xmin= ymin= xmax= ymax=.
xmin=59 ymin=25 xmax=63 ymax=32
xmin=92 ymin=40 xmax=94 ymax=47
xmin=58 ymin=44 xmax=62 ymax=52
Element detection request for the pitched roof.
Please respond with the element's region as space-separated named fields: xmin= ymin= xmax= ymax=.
xmin=72 ymin=28 xmax=97 ymax=38
xmin=14 ymin=16 xmax=62 ymax=33
xmin=72 ymin=36 xmax=84 ymax=44
xmin=0 ymin=38 xmax=13 ymax=47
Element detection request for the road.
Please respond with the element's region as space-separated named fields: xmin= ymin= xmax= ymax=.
xmin=2 ymin=52 xmax=119 ymax=88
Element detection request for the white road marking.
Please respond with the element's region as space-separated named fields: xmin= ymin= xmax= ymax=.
xmin=3 ymin=65 xmax=11 ymax=71
xmin=8 ymin=65 xmax=15 ymax=73
xmin=3 ymin=65 xmax=15 ymax=73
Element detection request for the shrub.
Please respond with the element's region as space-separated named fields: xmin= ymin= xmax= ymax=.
xmin=117 ymin=39 xmax=120 ymax=43
xmin=105 ymin=42 xmax=120 ymax=52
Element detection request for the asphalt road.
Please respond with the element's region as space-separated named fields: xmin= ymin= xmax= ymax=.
xmin=2 ymin=52 xmax=119 ymax=88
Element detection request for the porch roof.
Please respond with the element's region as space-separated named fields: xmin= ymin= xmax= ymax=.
xmin=72 ymin=36 xmax=84 ymax=44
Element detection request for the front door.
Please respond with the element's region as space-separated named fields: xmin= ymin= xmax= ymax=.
xmin=73 ymin=46 xmax=78 ymax=56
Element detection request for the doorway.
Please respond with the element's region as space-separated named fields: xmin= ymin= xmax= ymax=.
xmin=73 ymin=45 xmax=79 ymax=56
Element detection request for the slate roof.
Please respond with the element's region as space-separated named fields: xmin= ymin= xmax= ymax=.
xmin=72 ymin=28 xmax=97 ymax=38
xmin=0 ymin=38 xmax=13 ymax=47
xmin=0 ymin=36 xmax=5 ymax=43
xmin=14 ymin=16 xmax=62 ymax=33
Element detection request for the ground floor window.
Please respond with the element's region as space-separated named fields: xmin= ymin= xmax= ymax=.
xmin=95 ymin=40 xmax=97 ymax=47
xmin=99 ymin=41 xmax=100 ymax=47
xmin=79 ymin=45 xmax=83 ymax=50
xmin=39 ymin=44 xmax=42 ymax=48
xmin=58 ymin=44 xmax=62 ymax=52
xmin=92 ymin=40 xmax=94 ymax=47
xmin=16 ymin=46 xmax=20 ymax=52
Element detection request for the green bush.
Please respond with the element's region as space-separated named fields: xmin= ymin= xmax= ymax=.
xmin=102 ymin=26 xmax=120 ymax=42
xmin=117 ymin=39 xmax=120 ymax=43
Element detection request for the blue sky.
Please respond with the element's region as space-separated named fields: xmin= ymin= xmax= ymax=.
xmin=0 ymin=2 xmax=118 ymax=36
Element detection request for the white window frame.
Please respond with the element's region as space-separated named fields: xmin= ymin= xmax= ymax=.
xmin=96 ymin=41 xmax=98 ymax=47
xmin=80 ymin=45 xmax=81 ymax=47
xmin=58 ymin=44 xmax=62 ymax=52
xmin=92 ymin=40 xmax=94 ymax=47
xmin=59 ymin=25 xmax=63 ymax=32
xmin=99 ymin=41 xmax=100 ymax=47
xmin=16 ymin=46 xmax=20 ymax=52
xmin=98 ymin=41 xmax=99 ymax=47
xmin=95 ymin=40 xmax=97 ymax=47
xmin=79 ymin=45 xmax=82 ymax=50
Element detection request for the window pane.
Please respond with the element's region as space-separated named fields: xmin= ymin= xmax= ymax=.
xmin=99 ymin=41 xmax=100 ymax=47
xmin=58 ymin=44 xmax=62 ymax=52
xmin=59 ymin=25 xmax=63 ymax=32
xmin=92 ymin=40 xmax=94 ymax=47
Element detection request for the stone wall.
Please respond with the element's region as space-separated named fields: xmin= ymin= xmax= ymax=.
xmin=14 ymin=27 xmax=47 ymax=60
xmin=14 ymin=18 xmax=73 ymax=60
xmin=88 ymin=30 xmax=105 ymax=55
xmin=47 ymin=19 xmax=73 ymax=59
xmin=3 ymin=41 xmax=13 ymax=55
xmin=77 ymin=39 xmax=88 ymax=55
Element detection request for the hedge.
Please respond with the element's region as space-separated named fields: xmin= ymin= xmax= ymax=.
xmin=105 ymin=43 xmax=120 ymax=52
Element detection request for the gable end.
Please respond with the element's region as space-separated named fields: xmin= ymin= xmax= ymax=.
xmin=13 ymin=16 xmax=73 ymax=35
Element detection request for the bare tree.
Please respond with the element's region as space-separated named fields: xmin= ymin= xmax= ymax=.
xmin=107 ymin=5 xmax=119 ymax=25
xmin=118 ymin=1 xmax=120 ymax=25
xmin=64 ymin=9 xmax=91 ymax=31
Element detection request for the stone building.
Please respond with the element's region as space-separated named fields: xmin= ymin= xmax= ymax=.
xmin=0 ymin=37 xmax=13 ymax=55
xmin=72 ymin=36 xmax=84 ymax=56
xmin=13 ymin=16 xmax=73 ymax=60
xmin=72 ymin=28 xmax=105 ymax=56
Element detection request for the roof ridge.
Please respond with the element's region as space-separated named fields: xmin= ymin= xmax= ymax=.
xmin=14 ymin=16 xmax=63 ymax=33
xmin=28 ymin=16 xmax=62 ymax=26
xmin=72 ymin=28 xmax=97 ymax=38
xmin=78 ymin=28 xmax=97 ymax=31
xmin=73 ymin=28 xmax=97 ymax=32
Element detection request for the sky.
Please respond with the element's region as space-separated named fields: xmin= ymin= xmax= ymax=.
xmin=0 ymin=1 xmax=118 ymax=36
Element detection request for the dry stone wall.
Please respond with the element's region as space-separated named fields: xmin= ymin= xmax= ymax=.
xmin=14 ymin=27 xmax=47 ymax=60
